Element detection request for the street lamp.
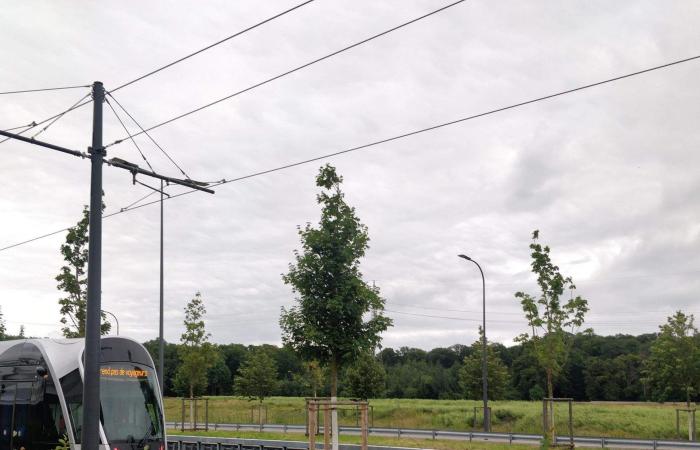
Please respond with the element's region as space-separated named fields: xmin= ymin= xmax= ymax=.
xmin=100 ymin=309 xmax=119 ymax=336
xmin=458 ymin=254 xmax=490 ymax=432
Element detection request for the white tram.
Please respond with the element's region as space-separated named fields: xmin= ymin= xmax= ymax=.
xmin=0 ymin=337 xmax=165 ymax=450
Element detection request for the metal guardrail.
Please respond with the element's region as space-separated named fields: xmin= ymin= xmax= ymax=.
xmin=166 ymin=424 xmax=700 ymax=449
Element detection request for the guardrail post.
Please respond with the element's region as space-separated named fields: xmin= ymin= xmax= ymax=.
xmin=509 ymin=433 xmax=513 ymax=444
xmin=432 ymin=430 xmax=436 ymax=440
xmin=324 ymin=405 xmax=331 ymax=450
xmin=653 ymin=440 xmax=657 ymax=450
xmin=601 ymin=437 xmax=605 ymax=448
xmin=361 ymin=402 xmax=368 ymax=450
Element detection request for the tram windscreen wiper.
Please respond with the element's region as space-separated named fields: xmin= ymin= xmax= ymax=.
xmin=137 ymin=423 xmax=156 ymax=449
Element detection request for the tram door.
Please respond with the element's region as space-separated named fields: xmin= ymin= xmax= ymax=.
xmin=0 ymin=382 xmax=33 ymax=450
xmin=0 ymin=382 xmax=16 ymax=450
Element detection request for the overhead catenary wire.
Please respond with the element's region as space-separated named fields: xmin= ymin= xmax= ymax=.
xmin=385 ymin=308 xmax=666 ymax=327
xmin=0 ymin=91 xmax=91 ymax=144
xmin=2 ymin=121 xmax=36 ymax=132
xmin=3 ymin=53 xmax=700 ymax=253
xmin=107 ymin=0 xmax=469 ymax=144
xmin=106 ymin=93 xmax=189 ymax=179
xmin=0 ymin=2 xmax=315 ymax=142
xmin=110 ymin=0 xmax=315 ymax=93
xmin=31 ymin=92 xmax=93 ymax=142
xmin=120 ymin=190 xmax=161 ymax=211
xmin=105 ymin=97 xmax=156 ymax=172
xmin=0 ymin=84 xmax=90 ymax=95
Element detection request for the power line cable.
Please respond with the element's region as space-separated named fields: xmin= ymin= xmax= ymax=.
xmin=106 ymin=93 xmax=190 ymax=179
xmin=30 ymin=92 xmax=92 ymax=141
xmin=110 ymin=0 xmax=315 ymax=93
xmin=385 ymin=308 xmax=664 ymax=326
xmin=105 ymin=97 xmax=156 ymax=172
xmin=2 ymin=121 xmax=36 ymax=132
xmin=1 ymin=2 xmax=316 ymax=142
xmin=3 ymin=53 xmax=700 ymax=252
xmin=120 ymin=190 xmax=160 ymax=212
xmin=107 ymin=0 xmax=468 ymax=144
xmin=0 ymin=91 xmax=91 ymax=144
xmin=387 ymin=300 xmax=700 ymax=317
xmin=0 ymin=84 xmax=90 ymax=95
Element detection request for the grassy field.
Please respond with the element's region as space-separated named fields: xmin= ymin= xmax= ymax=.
xmin=164 ymin=397 xmax=697 ymax=440
xmin=168 ymin=429 xmax=535 ymax=450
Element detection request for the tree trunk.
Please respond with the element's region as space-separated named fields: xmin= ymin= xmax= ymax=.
xmin=546 ymin=368 xmax=554 ymax=443
xmin=331 ymin=358 xmax=339 ymax=450
xmin=189 ymin=384 xmax=194 ymax=429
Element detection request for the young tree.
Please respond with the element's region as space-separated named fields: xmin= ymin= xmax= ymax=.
xmin=306 ymin=360 xmax=325 ymax=398
xmin=643 ymin=311 xmax=700 ymax=405
xmin=175 ymin=292 xmax=217 ymax=425
xmin=56 ymin=205 xmax=110 ymax=337
xmin=344 ymin=352 xmax=386 ymax=399
xmin=18 ymin=325 xmax=25 ymax=338
xmin=459 ymin=329 xmax=510 ymax=400
xmin=280 ymin=164 xmax=392 ymax=450
xmin=234 ymin=348 xmax=279 ymax=403
xmin=514 ymin=230 xmax=588 ymax=440
xmin=0 ymin=307 xmax=6 ymax=340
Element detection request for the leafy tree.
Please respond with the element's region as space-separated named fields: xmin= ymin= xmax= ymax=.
xmin=220 ymin=343 xmax=248 ymax=380
xmin=18 ymin=325 xmax=25 ymax=338
xmin=514 ymin=230 xmax=588 ymax=439
xmin=280 ymin=165 xmax=392 ymax=449
xmin=344 ymin=352 xmax=386 ymax=399
xmin=207 ymin=358 xmax=233 ymax=395
xmin=234 ymin=347 xmax=279 ymax=403
xmin=459 ymin=329 xmax=510 ymax=400
xmin=0 ymin=307 xmax=5 ymax=339
xmin=643 ymin=311 xmax=700 ymax=405
xmin=143 ymin=339 xmax=181 ymax=396
xmin=175 ymin=292 xmax=217 ymax=399
xmin=56 ymin=205 xmax=110 ymax=337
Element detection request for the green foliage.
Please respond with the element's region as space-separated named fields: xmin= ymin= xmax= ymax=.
xmin=280 ymin=164 xmax=392 ymax=395
xmin=54 ymin=433 xmax=70 ymax=450
xmin=234 ymin=347 xmax=279 ymax=403
xmin=343 ymin=352 xmax=386 ymax=399
xmin=175 ymin=292 xmax=217 ymax=397
xmin=56 ymin=205 xmax=110 ymax=337
xmin=643 ymin=311 xmax=700 ymax=405
xmin=0 ymin=306 xmax=5 ymax=339
xmin=528 ymin=385 xmax=545 ymax=401
xmin=207 ymin=359 xmax=233 ymax=395
xmin=514 ymin=230 xmax=588 ymax=398
xmin=143 ymin=339 xmax=181 ymax=396
xmin=459 ymin=330 xmax=510 ymax=400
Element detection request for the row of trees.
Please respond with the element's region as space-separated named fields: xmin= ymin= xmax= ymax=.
xmin=139 ymin=312 xmax=700 ymax=405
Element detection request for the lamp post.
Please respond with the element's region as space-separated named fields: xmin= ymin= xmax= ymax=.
xmin=458 ymin=254 xmax=490 ymax=432
xmin=100 ymin=309 xmax=119 ymax=336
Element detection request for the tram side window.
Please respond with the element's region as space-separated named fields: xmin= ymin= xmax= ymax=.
xmin=29 ymin=375 xmax=67 ymax=449
xmin=59 ymin=370 xmax=83 ymax=444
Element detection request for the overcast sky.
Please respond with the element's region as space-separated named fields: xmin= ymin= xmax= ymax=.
xmin=1 ymin=1 xmax=699 ymax=350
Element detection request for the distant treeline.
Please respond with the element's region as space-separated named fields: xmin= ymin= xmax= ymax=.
xmin=141 ymin=332 xmax=683 ymax=402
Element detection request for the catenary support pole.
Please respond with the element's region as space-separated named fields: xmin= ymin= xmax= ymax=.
xmin=81 ymin=81 xmax=105 ymax=450
xmin=159 ymin=179 xmax=165 ymax=393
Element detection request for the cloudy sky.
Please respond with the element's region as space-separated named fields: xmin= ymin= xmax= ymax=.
xmin=1 ymin=1 xmax=699 ymax=350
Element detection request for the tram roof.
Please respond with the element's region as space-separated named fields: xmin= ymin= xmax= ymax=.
xmin=0 ymin=336 xmax=148 ymax=380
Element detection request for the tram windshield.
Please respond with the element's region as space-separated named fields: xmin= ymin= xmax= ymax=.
xmin=100 ymin=363 xmax=164 ymax=445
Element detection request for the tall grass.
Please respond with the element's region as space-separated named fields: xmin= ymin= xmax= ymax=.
xmin=164 ymin=397 xmax=695 ymax=440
